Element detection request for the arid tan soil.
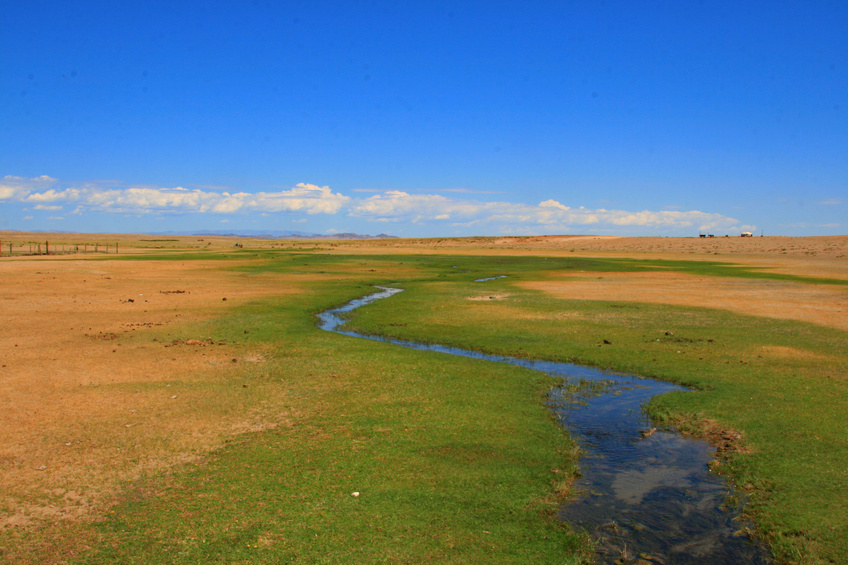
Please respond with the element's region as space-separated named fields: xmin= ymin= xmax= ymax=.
xmin=491 ymin=234 xmax=848 ymax=260
xmin=493 ymin=236 xmax=848 ymax=330
xmin=0 ymin=257 xmax=301 ymax=529
xmin=520 ymin=271 xmax=848 ymax=331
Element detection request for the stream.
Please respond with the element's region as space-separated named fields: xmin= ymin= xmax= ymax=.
xmin=317 ymin=286 xmax=773 ymax=564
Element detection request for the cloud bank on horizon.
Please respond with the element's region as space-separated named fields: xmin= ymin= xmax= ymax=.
xmin=2 ymin=174 xmax=751 ymax=236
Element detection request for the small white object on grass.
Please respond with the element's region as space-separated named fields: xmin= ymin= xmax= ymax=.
xmin=351 ymin=492 xmax=360 ymax=497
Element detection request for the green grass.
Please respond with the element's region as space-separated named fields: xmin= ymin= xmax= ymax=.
xmin=346 ymin=276 xmax=848 ymax=564
xmin=62 ymin=279 xmax=589 ymax=565
xmin=13 ymin=251 xmax=844 ymax=564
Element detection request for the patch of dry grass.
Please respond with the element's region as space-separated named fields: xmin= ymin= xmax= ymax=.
xmin=521 ymin=271 xmax=848 ymax=331
xmin=0 ymin=257 xmax=301 ymax=531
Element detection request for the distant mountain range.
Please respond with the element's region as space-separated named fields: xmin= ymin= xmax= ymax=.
xmin=154 ymin=229 xmax=397 ymax=240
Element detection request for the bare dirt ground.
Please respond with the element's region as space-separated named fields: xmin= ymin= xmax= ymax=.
xmin=515 ymin=236 xmax=848 ymax=330
xmin=0 ymin=255 xmax=301 ymax=531
xmin=520 ymin=271 xmax=848 ymax=331
xmin=0 ymin=232 xmax=845 ymax=543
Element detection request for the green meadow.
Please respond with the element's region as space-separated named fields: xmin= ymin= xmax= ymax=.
xmin=344 ymin=254 xmax=848 ymax=564
xmin=6 ymin=249 xmax=844 ymax=564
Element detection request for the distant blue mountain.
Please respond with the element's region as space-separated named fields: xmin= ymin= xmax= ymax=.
xmin=187 ymin=229 xmax=313 ymax=238
xmin=153 ymin=229 xmax=396 ymax=239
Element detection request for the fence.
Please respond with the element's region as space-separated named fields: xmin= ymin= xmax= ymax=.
xmin=0 ymin=240 xmax=120 ymax=257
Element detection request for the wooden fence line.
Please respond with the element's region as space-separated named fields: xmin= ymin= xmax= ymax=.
xmin=0 ymin=240 xmax=120 ymax=257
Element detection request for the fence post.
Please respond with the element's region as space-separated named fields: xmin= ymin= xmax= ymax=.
xmin=46 ymin=240 xmax=49 ymax=255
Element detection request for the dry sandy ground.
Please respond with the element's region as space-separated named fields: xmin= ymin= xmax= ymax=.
xmin=486 ymin=234 xmax=848 ymax=260
xmin=0 ymin=233 xmax=845 ymax=539
xmin=521 ymin=271 xmax=848 ymax=331
xmin=0 ymin=257 xmax=301 ymax=530
xmin=504 ymin=236 xmax=848 ymax=330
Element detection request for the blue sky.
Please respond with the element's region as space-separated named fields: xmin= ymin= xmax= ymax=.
xmin=2 ymin=0 xmax=845 ymax=237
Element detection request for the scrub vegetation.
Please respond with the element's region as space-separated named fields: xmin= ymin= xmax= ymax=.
xmin=1 ymin=236 xmax=845 ymax=564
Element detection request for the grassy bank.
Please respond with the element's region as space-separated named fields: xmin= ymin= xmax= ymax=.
xmin=345 ymin=261 xmax=848 ymax=564
xmin=26 ymin=258 xmax=588 ymax=564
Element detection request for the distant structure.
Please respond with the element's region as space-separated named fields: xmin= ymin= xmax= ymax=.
xmin=741 ymin=231 xmax=753 ymax=237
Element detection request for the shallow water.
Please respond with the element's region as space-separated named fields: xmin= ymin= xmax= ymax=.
xmin=318 ymin=287 xmax=772 ymax=564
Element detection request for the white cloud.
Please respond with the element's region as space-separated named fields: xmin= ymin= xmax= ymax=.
xmin=349 ymin=190 xmax=445 ymax=218
xmin=250 ymin=183 xmax=349 ymax=214
xmin=0 ymin=175 xmax=57 ymax=200
xmin=86 ymin=187 xmax=212 ymax=213
xmin=26 ymin=188 xmax=82 ymax=202
xmin=349 ymin=191 xmax=740 ymax=233
xmin=211 ymin=193 xmax=248 ymax=214
xmin=539 ymin=199 xmax=570 ymax=211
xmin=817 ymin=198 xmax=843 ymax=206
xmin=3 ymin=177 xmax=348 ymax=217
xmin=3 ymin=174 xmax=744 ymax=235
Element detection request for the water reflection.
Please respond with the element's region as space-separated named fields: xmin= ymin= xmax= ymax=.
xmin=318 ymin=287 xmax=772 ymax=564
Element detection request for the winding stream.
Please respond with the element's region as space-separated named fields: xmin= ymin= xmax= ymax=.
xmin=318 ymin=286 xmax=772 ymax=564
